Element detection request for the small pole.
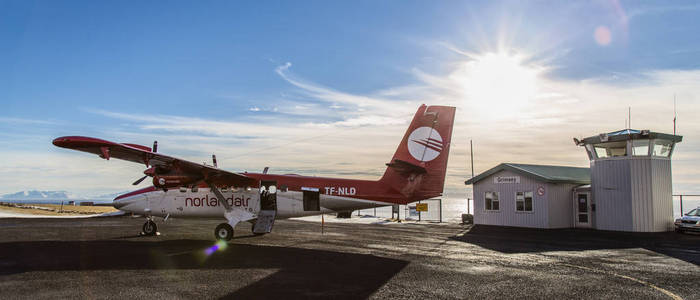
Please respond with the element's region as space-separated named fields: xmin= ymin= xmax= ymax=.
xmin=680 ymin=195 xmax=683 ymax=216
xmin=439 ymin=198 xmax=442 ymax=223
xmin=321 ymin=214 xmax=324 ymax=234
xmin=60 ymin=201 xmax=64 ymax=213
xmin=469 ymin=139 xmax=474 ymax=216
xmin=470 ymin=139 xmax=475 ymax=178
xmin=628 ymin=107 xmax=631 ymax=129
xmin=674 ymin=94 xmax=677 ymax=135
xmin=418 ymin=200 xmax=421 ymax=222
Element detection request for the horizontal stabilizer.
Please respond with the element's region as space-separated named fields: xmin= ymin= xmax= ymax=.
xmin=385 ymin=159 xmax=427 ymax=174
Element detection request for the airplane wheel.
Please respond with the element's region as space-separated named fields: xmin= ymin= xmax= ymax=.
xmin=215 ymin=223 xmax=233 ymax=241
xmin=142 ymin=220 xmax=158 ymax=236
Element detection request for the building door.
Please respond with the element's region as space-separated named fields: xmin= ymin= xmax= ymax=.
xmin=575 ymin=192 xmax=591 ymax=228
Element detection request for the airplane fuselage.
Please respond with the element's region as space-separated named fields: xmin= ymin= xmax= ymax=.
xmin=114 ymin=173 xmax=399 ymax=220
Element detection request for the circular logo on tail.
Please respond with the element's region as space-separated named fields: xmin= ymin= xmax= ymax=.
xmin=407 ymin=127 xmax=443 ymax=162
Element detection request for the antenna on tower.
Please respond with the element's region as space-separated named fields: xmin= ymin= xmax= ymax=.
xmin=674 ymin=94 xmax=677 ymax=135
xmin=628 ymin=106 xmax=631 ymax=129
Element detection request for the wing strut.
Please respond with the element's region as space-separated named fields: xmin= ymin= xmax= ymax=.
xmin=206 ymin=181 xmax=255 ymax=228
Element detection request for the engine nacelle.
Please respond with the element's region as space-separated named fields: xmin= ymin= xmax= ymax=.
xmin=152 ymin=174 xmax=202 ymax=188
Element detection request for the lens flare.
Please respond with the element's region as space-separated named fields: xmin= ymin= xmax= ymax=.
xmin=594 ymin=26 xmax=612 ymax=46
xmin=204 ymin=240 xmax=229 ymax=256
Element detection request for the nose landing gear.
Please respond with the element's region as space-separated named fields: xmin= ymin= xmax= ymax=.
xmin=215 ymin=223 xmax=234 ymax=241
xmin=142 ymin=219 xmax=158 ymax=236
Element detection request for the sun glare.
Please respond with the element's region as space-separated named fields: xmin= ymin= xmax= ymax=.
xmin=455 ymin=52 xmax=541 ymax=117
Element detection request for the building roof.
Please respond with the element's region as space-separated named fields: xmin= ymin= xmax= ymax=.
xmin=577 ymin=129 xmax=682 ymax=145
xmin=465 ymin=163 xmax=591 ymax=185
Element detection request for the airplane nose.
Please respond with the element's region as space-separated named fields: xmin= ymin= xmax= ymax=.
xmin=113 ymin=200 xmax=126 ymax=209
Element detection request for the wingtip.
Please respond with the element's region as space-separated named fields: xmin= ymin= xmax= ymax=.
xmin=51 ymin=136 xmax=115 ymax=148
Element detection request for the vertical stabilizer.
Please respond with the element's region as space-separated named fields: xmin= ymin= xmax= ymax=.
xmin=380 ymin=104 xmax=456 ymax=202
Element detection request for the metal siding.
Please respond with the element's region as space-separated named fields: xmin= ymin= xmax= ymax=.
xmin=547 ymin=183 xmax=577 ymax=228
xmin=472 ymin=170 xmax=549 ymax=228
xmin=592 ymin=159 xmax=633 ymax=231
xmin=630 ymin=159 xmax=653 ymax=232
xmin=628 ymin=158 xmax=674 ymax=232
xmin=651 ymin=159 xmax=673 ymax=231
xmin=593 ymin=157 xmax=674 ymax=232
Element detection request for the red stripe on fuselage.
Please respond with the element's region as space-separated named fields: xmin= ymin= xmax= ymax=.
xmin=114 ymin=186 xmax=157 ymax=200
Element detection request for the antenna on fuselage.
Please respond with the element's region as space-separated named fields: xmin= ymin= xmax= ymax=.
xmin=212 ymin=154 xmax=218 ymax=168
xmin=153 ymin=141 xmax=158 ymax=153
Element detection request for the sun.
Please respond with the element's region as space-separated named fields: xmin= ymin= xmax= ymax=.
xmin=455 ymin=51 xmax=541 ymax=117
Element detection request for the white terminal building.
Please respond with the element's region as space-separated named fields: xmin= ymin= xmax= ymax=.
xmin=465 ymin=129 xmax=682 ymax=232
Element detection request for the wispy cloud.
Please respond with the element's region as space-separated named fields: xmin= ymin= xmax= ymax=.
xmin=6 ymin=54 xmax=700 ymax=198
xmin=275 ymin=62 xmax=417 ymax=119
xmin=0 ymin=117 xmax=57 ymax=125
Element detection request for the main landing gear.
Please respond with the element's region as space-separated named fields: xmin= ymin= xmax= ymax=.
xmin=215 ymin=223 xmax=234 ymax=241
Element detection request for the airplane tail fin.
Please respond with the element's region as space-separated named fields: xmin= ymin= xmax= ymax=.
xmin=379 ymin=104 xmax=456 ymax=202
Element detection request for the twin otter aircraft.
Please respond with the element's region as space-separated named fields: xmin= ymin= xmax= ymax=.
xmin=53 ymin=105 xmax=455 ymax=240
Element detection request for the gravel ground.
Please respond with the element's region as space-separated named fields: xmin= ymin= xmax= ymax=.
xmin=0 ymin=216 xmax=697 ymax=299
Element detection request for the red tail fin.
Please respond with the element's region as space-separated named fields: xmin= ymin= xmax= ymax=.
xmin=380 ymin=104 xmax=456 ymax=202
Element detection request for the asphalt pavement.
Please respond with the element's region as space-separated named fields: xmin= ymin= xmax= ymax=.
xmin=0 ymin=216 xmax=698 ymax=299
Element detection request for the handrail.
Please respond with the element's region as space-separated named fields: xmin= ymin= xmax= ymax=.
xmin=673 ymin=194 xmax=700 ymax=215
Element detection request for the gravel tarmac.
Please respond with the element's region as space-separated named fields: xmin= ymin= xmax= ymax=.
xmin=0 ymin=216 xmax=698 ymax=299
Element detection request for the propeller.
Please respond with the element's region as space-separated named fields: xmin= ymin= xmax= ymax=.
xmin=132 ymin=167 xmax=156 ymax=186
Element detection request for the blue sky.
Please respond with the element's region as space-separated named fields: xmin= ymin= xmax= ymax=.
xmin=2 ymin=1 xmax=700 ymax=205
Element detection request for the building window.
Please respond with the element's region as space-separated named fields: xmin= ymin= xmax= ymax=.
xmin=594 ymin=141 xmax=627 ymax=158
xmin=516 ymin=191 xmax=533 ymax=212
xmin=485 ymin=192 xmax=499 ymax=211
xmin=652 ymin=139 xmax=673 ymax=157
xmin=631 ymin=139 xmax=650 ymax=156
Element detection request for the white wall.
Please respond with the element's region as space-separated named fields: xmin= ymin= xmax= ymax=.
xmin=547 ymin=183 xmax=578 ymax=228
xmin=593 ymin=157 xmax=674 ymax=232
xmin=473 ymin=170 xmax=551 ymax=228
xmin=592 ymin=159 xmax=633 ymax=231
xmin=630 ymin=158 xmax=673 ymax=232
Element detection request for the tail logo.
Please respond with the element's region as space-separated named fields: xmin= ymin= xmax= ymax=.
xmin=407 ymin=127 xmax=443 ymax=162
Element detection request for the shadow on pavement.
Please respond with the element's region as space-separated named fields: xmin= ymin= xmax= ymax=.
xmin=0 ymin=239 xmax=408 ymax=298
xmin=450 ymin=225 xmax=700 ymax=266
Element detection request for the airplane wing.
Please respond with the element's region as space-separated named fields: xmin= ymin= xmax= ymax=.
xmin=52 ymin=136 xmax=255 ymax=187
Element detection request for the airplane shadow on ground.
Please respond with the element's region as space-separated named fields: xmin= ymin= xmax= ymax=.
xmin=450 ymin=225 xmax=700 ymax=266
xmin=0 ymin=238 xmax=408 ymax=299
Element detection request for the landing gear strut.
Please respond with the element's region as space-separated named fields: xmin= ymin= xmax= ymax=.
xmin=142 ymin=219 xmax=158 ymax=236
xmin=215 ymin=223 xmax=234 ymax=241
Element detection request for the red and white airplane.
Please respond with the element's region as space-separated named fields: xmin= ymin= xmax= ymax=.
xmin=53 ymin=105 xmax=455 ymax=240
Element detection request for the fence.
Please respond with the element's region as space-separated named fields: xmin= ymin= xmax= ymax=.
xmin=356 ymin=198 xmax=442 ymax=222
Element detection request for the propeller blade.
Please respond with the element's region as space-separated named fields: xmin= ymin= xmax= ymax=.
xmin=132 ymin=175 xmax=148 ymax=185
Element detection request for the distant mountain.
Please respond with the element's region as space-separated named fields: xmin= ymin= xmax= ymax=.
xmin=0 ymin=190 xmax=134 ymax=201
xmin=91 ymin=191 xmax=130 ymax=200
xmin=0 ymin=190 xmax=81 ymax=200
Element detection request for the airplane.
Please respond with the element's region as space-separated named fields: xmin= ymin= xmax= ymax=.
xmin=52 ymin=104 xmax=455 ymax=241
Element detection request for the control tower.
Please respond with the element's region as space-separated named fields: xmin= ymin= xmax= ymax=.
xmin=575 ymin=129 xmax=682 ymax=232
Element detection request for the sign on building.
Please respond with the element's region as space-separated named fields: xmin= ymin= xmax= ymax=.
xmin=494 ymin=176 xmax=520 ymax=184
